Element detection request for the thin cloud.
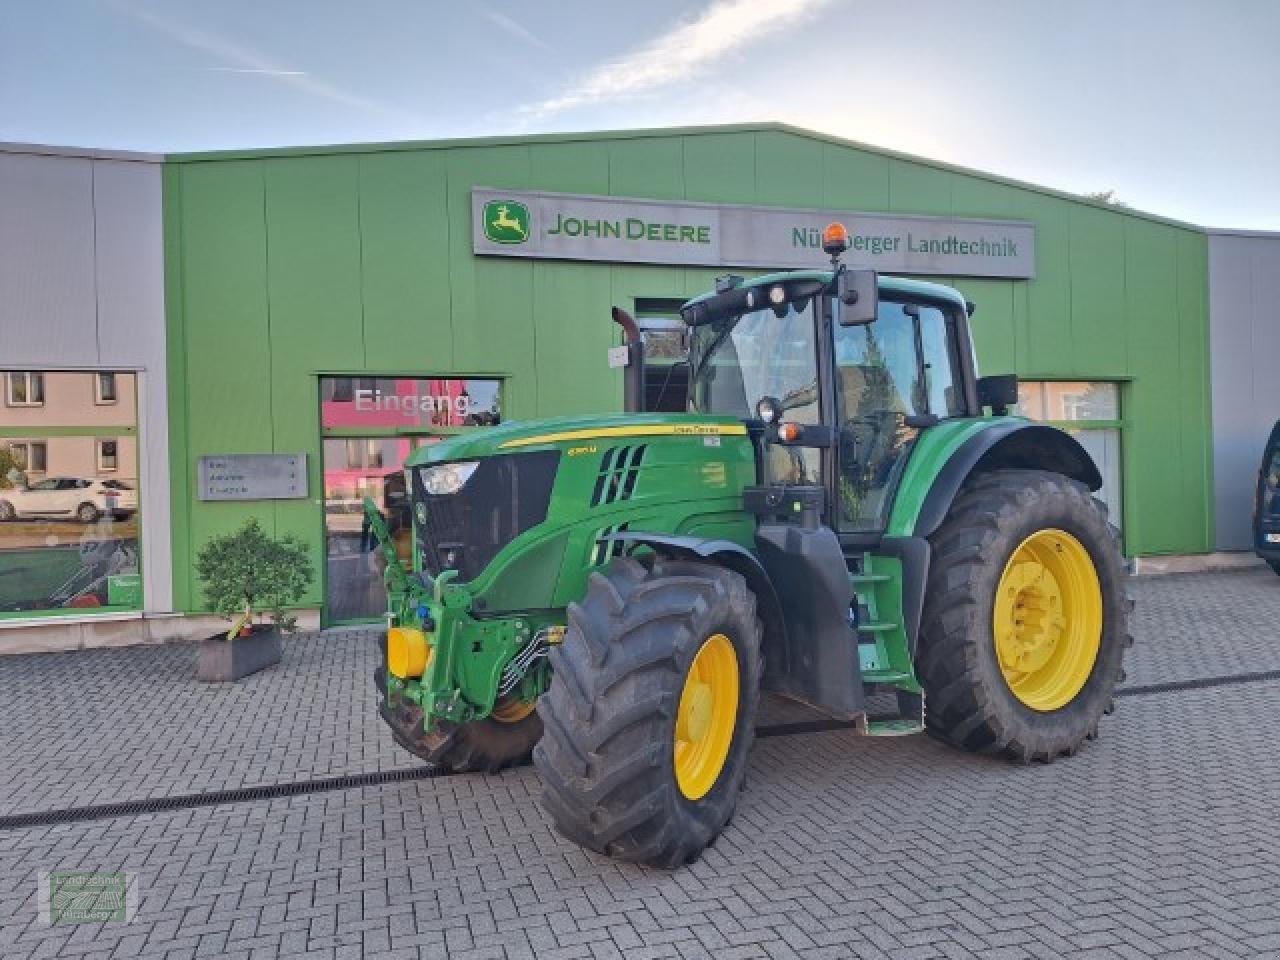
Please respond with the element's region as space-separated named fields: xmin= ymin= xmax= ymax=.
xmin=477 ymin=5 xmax=555 ymax=54
xmin=199 ymin=67 xmax=309 ymax=77
xmin=107 ymin=0 xmax=419 ymax=125
xmin=518 ymin=0 xmax=838 ymax=119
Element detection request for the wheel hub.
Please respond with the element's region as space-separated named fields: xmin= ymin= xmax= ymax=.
xmin=993 ymin=529 xmax=1103 ymax=711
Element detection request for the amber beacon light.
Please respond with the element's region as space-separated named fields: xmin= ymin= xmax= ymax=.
xmin=821 ymin=221 xmax=852 ymax=257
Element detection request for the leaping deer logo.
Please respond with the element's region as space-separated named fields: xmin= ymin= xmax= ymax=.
xmin=483 ymin=200 xmax=531 ymax=244
xmin=492 ymin=205 xmax=526 ymax=238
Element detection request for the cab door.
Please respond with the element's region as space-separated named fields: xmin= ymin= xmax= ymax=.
xmin=832 ymin=299 xmax=965 ymax=536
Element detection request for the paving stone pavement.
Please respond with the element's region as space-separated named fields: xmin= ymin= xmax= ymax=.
xmin=0 ymin=567 xmax=1278 ymax=958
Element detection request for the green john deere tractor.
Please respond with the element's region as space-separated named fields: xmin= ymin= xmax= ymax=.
xmin=369 ymin=223 xmax=1130 ymax=868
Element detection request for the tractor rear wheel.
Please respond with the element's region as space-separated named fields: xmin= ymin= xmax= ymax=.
xmin=918 ymin=469 xmax=1130 ymax=763
xmin=375 ymin=665 xmax=542 ymax=774
xmin=534 ymin=556 xmax=762 ymax=868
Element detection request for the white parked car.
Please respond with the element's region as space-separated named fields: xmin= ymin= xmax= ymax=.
xmin=0 ymin=478 xmax=138 ymax=523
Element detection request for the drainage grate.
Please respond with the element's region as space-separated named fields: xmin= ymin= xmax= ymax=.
xmin=0 ymin=764 xmax=450 ymax=831
xmin=1113 ymin=668 xmax=1280 ymax=698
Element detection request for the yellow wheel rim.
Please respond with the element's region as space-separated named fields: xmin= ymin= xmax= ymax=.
xmin=490 ymin=697 xmax=537 ymax=723
xmin=993 ymin=528 xmax=1103 ymax=712
xmin=674 ymin=633 xmax=739 ymax=801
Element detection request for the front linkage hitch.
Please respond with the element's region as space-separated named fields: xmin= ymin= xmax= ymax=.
xmin=362 ymin=498 xmax=556 ymax=729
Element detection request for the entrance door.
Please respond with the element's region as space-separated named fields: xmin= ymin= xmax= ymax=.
xmin=318 ymin=376 xmax=504 ymax=624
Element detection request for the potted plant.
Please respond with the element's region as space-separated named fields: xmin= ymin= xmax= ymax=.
xmin=194 ymin=518 xmax=314 ymax=682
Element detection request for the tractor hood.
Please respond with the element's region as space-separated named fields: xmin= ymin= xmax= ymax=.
xmin=404 ymin=413 xmax=750 ymax=467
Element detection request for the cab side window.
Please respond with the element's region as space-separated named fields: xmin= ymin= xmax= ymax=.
xmin=917 ymin=305 xmax=964 ymax=417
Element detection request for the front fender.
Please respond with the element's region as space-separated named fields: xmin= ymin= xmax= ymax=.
xmin=602 ymin=530 xmax=792 ymax=688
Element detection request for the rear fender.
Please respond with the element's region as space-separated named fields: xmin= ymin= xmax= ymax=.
xmin=891 ymin=421 xmax=1102 ymax=540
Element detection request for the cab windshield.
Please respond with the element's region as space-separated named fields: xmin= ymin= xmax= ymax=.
xmin=687 ymin=298 xmax=820 ymax=422
xmin=688 ymin=297 xmax=822 ymax=484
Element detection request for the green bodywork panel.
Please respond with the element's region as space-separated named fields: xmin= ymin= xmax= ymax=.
xmin=380 ymin=414 xmax=759 ymax=726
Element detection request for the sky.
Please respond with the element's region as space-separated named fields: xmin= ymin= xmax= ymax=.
xmin=1 ymin=0 xmax=1277 ymax=229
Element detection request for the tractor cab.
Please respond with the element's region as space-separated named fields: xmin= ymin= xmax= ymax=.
xmin=682 ymin=269 xmax=979 ymax=535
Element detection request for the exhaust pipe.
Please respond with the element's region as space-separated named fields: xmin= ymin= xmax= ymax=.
xmin=611 ymin=306 xmax=645 ymax=413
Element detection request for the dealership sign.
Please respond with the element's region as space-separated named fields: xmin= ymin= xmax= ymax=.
xmin=473 ymin=188 xmax=1036 ymax=278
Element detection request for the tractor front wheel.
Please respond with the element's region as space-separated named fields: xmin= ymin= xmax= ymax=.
xmin=919 ymin=469 xmax=1130 ymax=763
xmin=534 ymin=557 xmax=762 ymax=868
xmin=375 ymin=666 xmax=542 ymax=774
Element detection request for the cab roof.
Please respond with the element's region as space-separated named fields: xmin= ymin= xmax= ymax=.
xmin=681 ymin=271 xmax=968 ymax=312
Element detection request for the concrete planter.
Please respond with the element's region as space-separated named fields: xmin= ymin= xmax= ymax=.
xmin=196 ymin=625 xmax=282 ymax=682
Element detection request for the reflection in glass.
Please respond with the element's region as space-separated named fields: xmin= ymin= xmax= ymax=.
xmin=321 ymin=435 xmax=437 ymax=622
xmin=834 ymin=303 xmax=924 ymax=531
xmin=688 ymin=300 xmax=821 ymax=484
xmin=0 ymin=371 xmax=141 ymax=613
xmin=1017 ymin=381 xmax=1119 ymax=422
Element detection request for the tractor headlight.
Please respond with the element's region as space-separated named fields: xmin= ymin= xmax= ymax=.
xmin=420 ymin=461 xmax=479 ymax=496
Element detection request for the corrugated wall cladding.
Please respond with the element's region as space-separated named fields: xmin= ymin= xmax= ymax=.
xmin=1208 ymin=233 xmax=1280 ymax=550
xmin=164 ymin=126 xmax=1211 ymax=610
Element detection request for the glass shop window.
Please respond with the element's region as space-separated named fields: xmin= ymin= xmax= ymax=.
xmin=1017 ymin=381 xmax=1124 ymax=528
xmin=0 ymin=372 xmax=142 ymax=616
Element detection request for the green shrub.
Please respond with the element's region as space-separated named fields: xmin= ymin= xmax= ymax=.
xmin=0 ymin=445 xmax=22 ymax=490
xmin=195 ymin=518 xmax=314 ymax=641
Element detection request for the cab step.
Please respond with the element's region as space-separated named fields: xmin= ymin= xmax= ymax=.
xmin=858 ymin=691 xmax=925 ymax=737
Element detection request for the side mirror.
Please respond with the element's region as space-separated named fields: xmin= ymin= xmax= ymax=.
xmin=837 ymin=268 xmax=878 ymax=326
xmin=976 ymin=374 xmax=1019 ymax=415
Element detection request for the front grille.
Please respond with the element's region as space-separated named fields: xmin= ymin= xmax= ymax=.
xmin=411 ymin=451 xmax=559 ymax=581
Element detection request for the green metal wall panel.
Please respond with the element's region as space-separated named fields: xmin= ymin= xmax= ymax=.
xmin=1068 ymin=204 xmax=1128 ymax=376
xmin=888 ymin=158 xmax=953 ymax=215
xmin=261 ymin=156 xmax=364 ymax=604
xmin=164 ymin=127 xmax=1216 ymax=613
xmin=174 ymin=160 xmax=276 ymax=609
xmin=607 ymin=138 xmax=684 ymax=200
xmin=755 ymin=131 xmax=824 ymax=207
xmin=359 ymin=151 xmax=454 ymax=371
xmin=1122 ymin=221 xmax=1182 ymax=553
xmin=444 ymin=146 xmax=534 ymax=415
xmin=162 ymin=165 xmax=191 ymax=611
xmin=1176 ymin=231 xmax=1213 ymax=552
xmin=822 ymin=144 xmax=890 ymax=210
xmin=532 ymin=261 xmax=616 ymax=417
xmin=953 ymin=279 xmax=1017 ymax=375
xmin=529 ymin=141 xmax=610 ymax=195
xmin=682 ymin=132 xmax=756 ymax=204
xmin=1018 ymin=193 xmax=1073 ymax=375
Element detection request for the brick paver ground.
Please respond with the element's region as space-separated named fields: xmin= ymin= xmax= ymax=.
xmin=1 ymin=566 xmax=1278 ymax=958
